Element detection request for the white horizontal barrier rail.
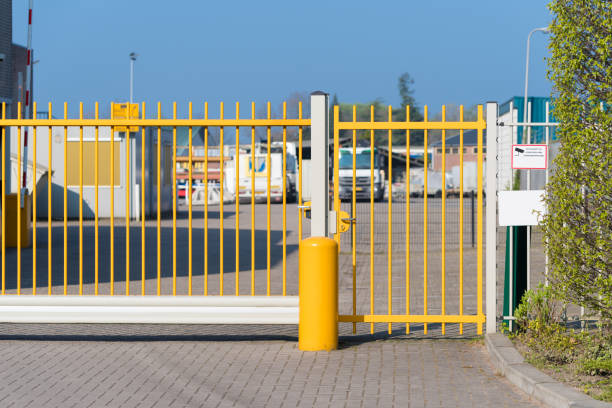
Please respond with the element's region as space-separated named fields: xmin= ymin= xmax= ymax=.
xmin=0 ymin=296 xmax=299 ymax=324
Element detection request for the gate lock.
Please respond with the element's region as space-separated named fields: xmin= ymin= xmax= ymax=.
xmin=338 ymin=211 xmax=355 ymax=234
xmin=298 ymin=201 xmax=311 ymax=219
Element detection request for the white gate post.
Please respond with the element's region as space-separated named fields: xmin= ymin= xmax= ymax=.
xmin=309 ymin=91 xmax=330 ymax=237
xmin=485 ymin=102 xmax=498 ymax=333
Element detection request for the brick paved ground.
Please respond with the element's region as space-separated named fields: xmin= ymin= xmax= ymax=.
xmin=0 ymin=200 xmax=545 ymax=406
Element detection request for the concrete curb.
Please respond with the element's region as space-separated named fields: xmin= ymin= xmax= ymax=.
xmin=485 ymin=333 xmax=611 ymax=408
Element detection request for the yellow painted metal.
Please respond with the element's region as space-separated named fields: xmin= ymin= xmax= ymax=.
xmin=109 ymin=102 xmax=115 ymax=295
xmin=189 ymin=102 xmax=193 ymax=296
xmin=16 ymin=104 xmax=21 ymax=294
xmin=338 ymin=314 xmax=485 ymax=324
xmin=141 ymin=102 xmax=146 ymax=296
xmin=156 ymin=102 xmax=161 ymax=296
xmin=333 ymin=106 xmax=339 ymax=247
xmin=298 ymin=237 xmax=338 ymax=351
xmin=405 ymin=105 xmax=410 ymax=334
xmin=251 ymin=102 xmax=256 ymax=296
xmin=370 ymin=105 xmax=375 ymax=334
xmin=94 ymin=102 xmax=99 ymax=296
xmin=48 ymin=102 xmax=53 ymax=295
xmin=220 ymin=102 xmax=225 ymax=296
xmin=423 ymin=105 xmax=428 ymax=334
xmin=79 ymin=103 xmax=84 ymax=295
xmin=266 ymin=102 xmax=271 ymax=296
xmin=1 ymin=102 xmax=4 ymax=295
xmin=335 ymin=121 xmax=483 ymax=131
xmin=63 ymin=102 xmax=68 ymax=295
xmin=112 ymin=102 xmax=139 ymax=132
xmin=459 ymin=105 xmax=464 ymax=334
xmin=387 ymin=105 xmax=393 ymax=334
xmin=172 ymin=103 xmax=177 ymax=296
xmin=352 ymin=105 xmax=357 ymax=334
xmin=125 ymin=103 xmax=130 ymax=296
xmin=298 ymin=102 xmax=303 ymax=244
xmin=32 ymin=104 xmax=37 ymax=294
xmin=0 ymin=118 xmax=311 ymax=127
xmin=204 ymin=102 xmax=209 ymax=296
xmin=235 ymin=102 xmax=240 ymax=296
xmin=477 ymin=105 xmax=484 ymax=335
xmin=282 ymin=102 xmax=287 ymax=296
xmin=441 ymin=105 xmax=446 ymax=335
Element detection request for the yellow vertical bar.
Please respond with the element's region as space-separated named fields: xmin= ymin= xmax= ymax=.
xmin=125 ymin=105 xmax=130 ymax=296
xmin=188 ymin=102 xmax=193 ymax=296
xmin=459 ymin=105 xmax=464 ymax=334
xmin=32 ymin=103 xmax=37 ymax=295
xmin=156 ymin=102 xmax=161 ymax=296
xmin=141 ymin=102 xmax=146 ymax=296
xmin=387 ymin=105 xmax=392 ymax=335
xmin=110 ymin=102 xmax=115 ymax=296
xmin=266 ymin=101 xmax=270 ymax=296
xmin=298 ymin=102 xmax=303 ymax=243
xmin=282 ymin=101 xmax=287 ymax=296
xmin=352 ymin=105 xmax=357 ymax=334
xmin=48 ymin=103 xmax=53 ymax=295
xmin=95 ymin=103 xmax=99 ymax=295
xmin=16 ymin=103 xmax=21 ymax=295
xmin=370 ymin=104 xmax=375 ymax=334
xmin=251 ymin=102 xmax=255 ymax=296
xmin=204 ymin=102 xmax=209 ymax=295
xmin=172 ymin=103 xmax=177 ymax=296
xmin=423 ymin=105 xmax=428 ymax=334
xmin=63 ymin=102 xmax=68 ymax=295
xmin=79 ymin=103 xmax=84 ymax=295
xmin=333 ymin=106 xmax=339 ymax=246
xmin=220 ymin=102 xmax=224 ymax=296
xmin=1 ymin=103 xmax=5 ymax=295
xmin=441 ymin=105 xmax=446 ymax=335
xmin=477 ymin=105 xmax=484 ymax=335
xmin=405 ymin=105 xmax=410 ymax=334
xmin=235 ymin=101 xmax=240 ymax=296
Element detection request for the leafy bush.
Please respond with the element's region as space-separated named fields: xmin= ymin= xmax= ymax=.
xmin=542 ymin=0 xmax=612 ymax=319
xmin=515 ymin=284 xmax=560 ymax=332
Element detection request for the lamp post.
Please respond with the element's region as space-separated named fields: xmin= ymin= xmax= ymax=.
xmin=129 ymin=52 xmax=138 ymax=104
xmin=522 ymin=26 xmax=549 ymax=292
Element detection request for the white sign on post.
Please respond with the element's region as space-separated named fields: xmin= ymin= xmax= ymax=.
xmin=498 ymin=190 xmax=546 ymax=226
xmin=511 ymin=144 xmax=547 ymax=169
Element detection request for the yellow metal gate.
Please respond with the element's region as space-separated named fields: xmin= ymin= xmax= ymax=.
xmin=332 ymin=104 xmax=486 ymax=335
xmin=0 ymin=100 xmax=309 ymax=323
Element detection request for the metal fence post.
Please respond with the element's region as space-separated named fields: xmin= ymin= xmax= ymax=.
xmin=486 ymin=102 xmax=498 ymax=334
xmin=309 ymin=91 xmax=329 ymax=237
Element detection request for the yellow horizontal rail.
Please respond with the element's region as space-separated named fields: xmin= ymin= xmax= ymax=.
xmin=0 ymin=119 xmax=311 ymax=127
xmin=335 ymin=120 xmax=485 ymax=130
xmin=338 ymin=314 xmax=486 ymax=324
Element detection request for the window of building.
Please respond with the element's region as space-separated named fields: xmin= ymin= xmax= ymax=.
xmin=451 ymin=148 xmax=458 ymax=154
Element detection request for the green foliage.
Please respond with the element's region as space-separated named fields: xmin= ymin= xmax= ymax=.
xmin=542 ymin=0 xmax=612 ymax=320
xmin=515 ymin=284 xmax=560 ymax=332
xmin=581 ymin=359 xmax=612 ymax=376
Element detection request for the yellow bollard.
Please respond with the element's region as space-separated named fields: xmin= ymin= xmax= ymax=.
xmin=299 ymin=237 xmax=338 ymax=351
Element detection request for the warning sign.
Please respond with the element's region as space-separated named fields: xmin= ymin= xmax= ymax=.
xmin=511 ymin=144 xmax=547 ymax=169
xmin=112 ymin=103 xmax=139 ymax=132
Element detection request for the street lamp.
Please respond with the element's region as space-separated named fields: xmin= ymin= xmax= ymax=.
xmin=129 ymin=52 xmax=138 ymax=104
xmin=522 ymin=26 xmax=549 ymax=292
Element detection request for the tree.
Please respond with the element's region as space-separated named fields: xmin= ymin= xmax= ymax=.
xmin=398 ymin=72 xmax=417 ymax=108
xmin=541 ymin=0 xmax=611 ymax=319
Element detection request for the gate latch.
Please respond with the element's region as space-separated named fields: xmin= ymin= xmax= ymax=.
xmin=338 ymin=211 xmax=354 ymax=234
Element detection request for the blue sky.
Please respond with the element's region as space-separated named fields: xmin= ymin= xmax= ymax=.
xmin=13 ymin=0 xmax=553 ymax=118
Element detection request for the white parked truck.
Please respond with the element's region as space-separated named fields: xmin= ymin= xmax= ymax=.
xmin=337 ymin=147 xmax=385 ymax=201
xmin=229 ymin=142 xmax=297 ymax=203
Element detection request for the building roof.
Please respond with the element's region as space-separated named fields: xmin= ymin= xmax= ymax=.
xmin=431 ymin=129 xmax=487 ymax=147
